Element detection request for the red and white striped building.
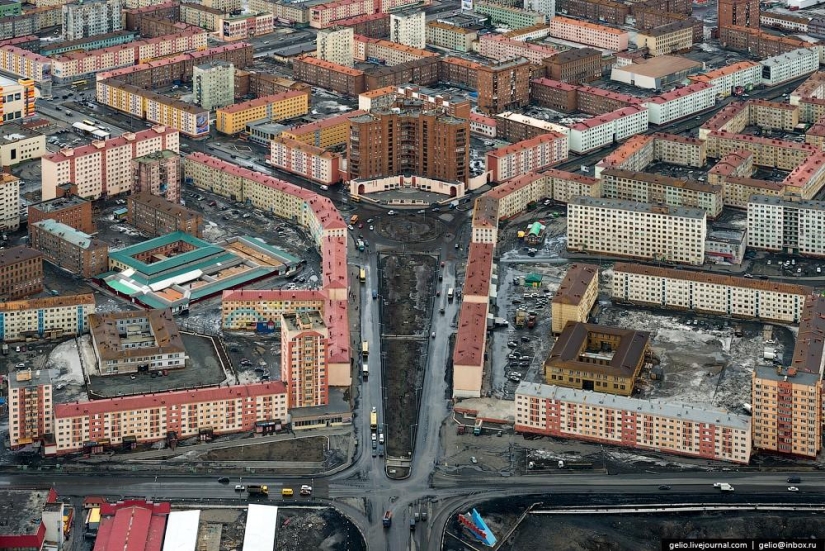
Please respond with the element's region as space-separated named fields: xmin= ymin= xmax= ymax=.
xmin=269 ymin=135 xmax=341 ymax=185
xmin=485 ymin=133 xmax=568 ymax=182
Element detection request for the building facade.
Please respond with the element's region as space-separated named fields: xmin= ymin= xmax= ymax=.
xmin=548 ymin=16 xmax=628 ymax=50
xmin=0 ymin=246 xmax=43 ymax=300
xmin=269 ymin=136 xmax=341 ymax=185
xmin=747 ymin=195 xmax=825 ymax=256
xmin=718 ymin=0 xmax=759 ymax=29
xmin=193 ymin=61 xmax=235 ymax=111
xmin=8 ymin=369 xmax=53 ymax=449
xmin=515 ymin=383 xmax=752 ymax=463
xmin=567 ymin=197 xmax=707 ymax=265
xmin=600 ymin=168 xmax=723 ymax=218
xmin=29 ymin=220 xmax=109 ymax=278
xmin=127 ymin=192 xmax=203 ymax=238
xmin=760 ymin=48 xmax=819 ymax=87
xmin=477 ymin=58 xmax=531 ymax=115
xmin=0 ymin=173 xmax=19 ymax=231
xmin=62 ymin=0 xmax=123 ymax=40
xmin=280 ymin=311 xmax=329 ymax=408
xmin=0 ymin=76 xmax=36 ymax=125
xmin=390 ymin=10 xmax=425 ymax=49
xmin=28 ymin=192 xmax=94 ymax=235
xmin=425 ymin=21 xmax=477 ymax=52
xmin=316 ymin=26 xmax=355 ymax=67
xmin=0 ymin=293 xmax=95 ymax=341
xmin=544 ymin=47 xmax=601 ymax=84
xmin=551 ymin=263 xmax=598 ymax=334
xmin=611 ymin=262 xmax=811 ymax=323
xmin=644 ymin=82 xmax=715 ymax=125
xmin=568 ymin=105 xmax=649 ymax=154
xmin=132 ymin=150 xmax=181 ymax=203
xmin=485 ymin=133 xmax=568 ymax=182
xmin=215 ymin=90 xmax=310 ymax=135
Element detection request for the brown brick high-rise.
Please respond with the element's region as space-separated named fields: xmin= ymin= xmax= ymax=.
xmin=719 ymin=0 xmax=759 ymax=29
xmin=348 ymin=107 xmax=470 ymax=183
xmin=477 ymin=58 xmax=531 ymax=115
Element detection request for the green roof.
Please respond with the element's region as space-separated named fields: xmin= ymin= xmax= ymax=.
xmin=107 ymin=279 xmax=141 ymax=296
xmin=189 ymin=267 xmax=273 ymax=300
xmin=528 ymin=222 xmax=544 ymax=236
xmin=242 ymin=236 xmax=299 ymax=265
xmin=524 ymin=273 xmax=543 ymax=284
xmin=108 ymin=232 xmax=225 ymax=278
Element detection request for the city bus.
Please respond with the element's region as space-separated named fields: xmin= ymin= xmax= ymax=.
xmin=82 ymin=119 xmax=95 ymax=127
xmin=370 ymin=411 xmax=378 ymax=431
xmin=72 ymin=79 xmax=87 ymax=89
xmin=359 ymin=268 xmax=365 ymax=283
xmin=362 ymin=341 xmax=369 ymax=358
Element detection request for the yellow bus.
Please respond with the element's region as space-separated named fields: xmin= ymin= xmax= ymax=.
xmin=362 ymin=341 xmax=368 ymax=358
xmin=72 ymin=79 xmax=87 ymax=88
xmin=370 ymin=411 xmax=378 ymax=431
xmin=82 ymin=119 xmax=95 ymax=127
xmin=359 ymin=268 xmax=365 ymax=283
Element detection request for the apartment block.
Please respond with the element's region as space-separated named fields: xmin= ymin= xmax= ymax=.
xmin=486 ymin=133 xmax=568 ymax=182
xmin=791 ymin=71 xmax=825 ymax=123
xmin=29 ymin=220 xmax=109 ymax=278
xmin=476 ymin=34 xmax=557 ymax=65
xmin=127 ymin=192 xmax=203 ymax=238
xmin=544 ymin=47 xmax=601 ymax=84
xmin=551 ymin=263 xmax=598 ymax=334
xmin=611 ymin=262 xmax=811 ymax=323
xmin=292 ymin=55 xmax=366 ymax=96
xmin=425 ymin=21 xmax=477 ymax=52
xmin=352 ymin=35 xmax=437 ymax=66
xmin=635 ymin=20 xmax=694 ymax=56
xmin=280 ymin=311 xmax=329 ymax=408
xmin=688 ymin=61 xmax=762 ymax=98
xmin=477 ymin=58 xmax=532 ymax=115
xmin=309 ymin=0 xmax=373 ymax=29
xmin=62 ymin=0 xmax=123 ymax=40
xmin=0 ymin=173 xmax=19 ymax=231
xmin=8 ymin=369 xmax=53 ymax=449
xmin=600 ymin=169 xmax=723 ymax=218
xmin=0 ymin=293 xmax=95 ymax=341
xmin=216 ymin=90 xmax=310 ymax=135
xmin=760 ymin=12 xmax=809 ymax=33
xmin=335 ymin=12 xmax=390 ymax=38
xmin=652 ymin=133 xmax=707 ymax=167
xmin=760 ymin=48 xmax=819 ymax=87
xmin=515 ymin=383 xmax=752 ymax=463
xmin=719 ymin=25 xmax=811 ymax=60
xmin=718 ymin=0 xmax=759 ymax=29
xmin=179 ymin=3 xmax=223 ymax=31
xmin=0 ymin=45 xmax=52 ymax=84
xmin=495 ymin=112 xmax=570 ymax=143
xmin=752 ymin=296 xmax=825 ymax=458
xmin=634 ymin=9 xmax=703 ymax=44
xmin=644 ymin=82 xmax=715 ymax=125
xmin=347 ymin=108 xmax=469 ymax=183
xmin=0 ymin=246 xmax=43 ymax=300
xmin=193 ymin=61 xmax=235 ymax=111
xmin=545 ymin=322 xmax=650 ymax=396
xmin=216 ymin=12 xmax=274 ymax=42
xmin=0 ymin=76 xmax=36 ymax=125
xmin=470 ymin=113 xmax=497 ymax=138
xmin=280 ymin=110 xmax=365 ymax=149
xmin=471 ymin=195 xmax=499 ymax=244
xmin=576 ymin=85 xmax=641 ymax=116
xmin=548 ymin=16 xmax=628 ymax=50
xmin=567 ymin=197 xmax=707 ymax=265
xmin=704 ymin=132 xmax=817 ymax=172
xmin=0 ymin=122 xmax=45 ymax=166
xmin=28 ymin=192 xmax=94 ymax=235
xmin=596 ymin=135 xmax=654 ymax=176
xmin=474 ymin=2 xmax=546 ymax=29
xmin=568 ymin=105 xmax=649 ymax=154
xmin=747 ymin=195 xmax=825 ymax=256
xmin=53 ymin=381 xmax=288 ymax=453
xmin=390 ymin=10 xmax=425 ymax=49
xmin=395 ymin=84 xmax=472 ymax=118
xmin=41 ymin=125 xmax=180 ymax=201
xmin=316 ymin=27 xmax=355 ymax=67
xmin=530 ymin=78 xmax=578 ymax=112
xmin=269 ymin=136 xmax=341 ymax=185
xmin=132 ymin=150 xmax=181 ymax=203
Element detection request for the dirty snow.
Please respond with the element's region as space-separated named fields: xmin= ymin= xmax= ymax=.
xmin=46 ymin=337 xmax=87 ymax=387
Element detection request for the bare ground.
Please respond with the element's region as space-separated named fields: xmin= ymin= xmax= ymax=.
xmin=202 ymin=437 xmax=324 ymax=462
xmin=275 ymin=508 xmax=365 ymax=551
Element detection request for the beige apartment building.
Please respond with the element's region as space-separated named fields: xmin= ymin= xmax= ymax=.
xmin=567 ymin=197 xmax=707 ymax=265
xmin=635 ymin=20 xmax=693 ymax=56
xmin=425 ymin=21 xmax=477 ymax=52
xmin=612 ymin=262 xmax=812 ymax=323
xmin=316 ymin=27 xmax=354 ymax=67
xmin=551 ymin=263 xmax=599 ymax=334
xmin=704 ymin=133 xmax=816 ymax=171
xmin=484 ymin=169 xmax=599 ymax=220
xmin=600 ymin=169 xmax=723 ymax=218
xmin=0 ymin=173 xmax=20 ymax=231
xmin=222 ymin=289 xmax=326 ymax=330
xmin=0 ymin=293 xmax=95 ymax=341
xmin=8 ymin=369 xmax=53 ymax=449
xmin=748 ymin=195 xmax=825 ymax=256
xmin=471 ymin=195 xmax=500 ymax=245
xmin=280 ymin=311 xmax=329 ymax=409
xmin=515 ymin=383 xmax=752 ymax=464
xmin=41 ymin=126 xmax=180 ymax=201
xmin=53 ymin=382 xmax=288 ymax=454
xmin=652 ymin=133 xmax=707 ymax=167
xmin=752 ymin=296 xmax=825 ymax=458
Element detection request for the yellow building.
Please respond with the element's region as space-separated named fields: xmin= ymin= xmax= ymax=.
xmin=216 ymin=90 xmax=310 ymax=135
xmin=551 ymin=263 xmax=599 ymax=334
xmin=280 ymin=110 xmax=365 ymax=149
xmin=635 ymin=20 xmax=693 ymax=56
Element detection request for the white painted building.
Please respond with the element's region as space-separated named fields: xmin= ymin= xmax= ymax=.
xmin=390 ymin=10 xmax=426 ymax=49
xmin=316 ymin=26 xmax=355 ymax=67
xmin=747 ymin=194 xmax=825 ymax=256
xmin=644 ymin=82 xmax=715 ymax=125
xmin=689 ymin=61 xmax=762 ymax=98
xmin=760 ymin=48 xmax=819 ymax=87
xmin=568 ymin=105 xmax=649 ymax=154
xmin=523 ymin=0 xmax=554 ymax=18
xmin=0 ymin=173 xmax=19 ymax=231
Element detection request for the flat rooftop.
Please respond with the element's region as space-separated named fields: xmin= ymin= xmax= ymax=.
xmin=86 ymin=332 xmax=227 ymax=399
xmin=0 ymin=489 xmax=54 ymax=538
xmin=547 ymin=322 xmax=650 ymax=377
xmin=30 ymin=194 xmax=90 ymax=213
xmin=615 ymin=55 xmax=703 ymax=78
xmin=571 ymin=196 xmax=706 ymax=219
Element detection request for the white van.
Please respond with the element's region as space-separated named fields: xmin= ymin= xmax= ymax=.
xmin=320 ymin=185 xmax=329 ymax=191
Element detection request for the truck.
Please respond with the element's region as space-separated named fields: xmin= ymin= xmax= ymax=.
xmin=247 ymin=484 xmax=269 ymax=496
xmin=527 ymin=311 xmax=537 ymax=329
xmin=383 ymin=511 xmax=392 ymax=527
xmin=370 ymin=411 xmax=378 ymax=431
xmin=515 ymin=309 xmax=527 ymax=328
xmin=362 ymin=362 xmax=368 ymax=380
xmin=447 ymin=288 xmax=455 ymax=302
xmin=718 ymin=483 xmax=735 ymax=492
xmin=350 ymin=214 xmax=359 ymax=225
xmin=473 ymin=418 xmax=483 ymax=436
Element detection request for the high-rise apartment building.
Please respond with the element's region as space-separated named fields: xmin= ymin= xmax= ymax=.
xmin=316 ymin=27 xmax=355 ymax=67
xmin=280 ymin=311 xmax=329 ymax=408
xmin=0 ymin=173 xmax=19 ymax=231
xmin=132 ymin=150 xmax=181 ymax=203
xmin=752 ymin=296 xmax=824 ymax=458
xmin=348 ymin=107 xmax=470 ymax=183
xmin=390 ymin=9 xmax=426 ymax=49
xmin=8 ymin=369 xmax=53 ymax=449
xmin=718 ymin=0 xmax=759 ymax=29
xmin=567 ymin=197 xmax=707 ymax=265
xmin=747 ymin=195 xmax=825 ymax=256
xmin=62 ymin=0 xmax=123 ymax=40
xmin=193 ymin=61 xmax=235 ymax=111
xmin=41 ymin=125 xmax=180 ymax=201
xmin=477 ymin=57 xmax=531 ymax=115
xmin=524 ymin=0 xmax=554 ymax=18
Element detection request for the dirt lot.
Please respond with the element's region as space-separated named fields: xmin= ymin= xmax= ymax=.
xmin=379 ymin=254 xmax=435 ymax=457
xmin=276 ymin=508 xmax=365 ymax=551
xmin=203 ymin=437 xmax=325 ymax=462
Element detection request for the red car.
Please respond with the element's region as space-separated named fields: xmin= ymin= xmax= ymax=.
xmin=359 ymin=223 xmax=364 ymax=229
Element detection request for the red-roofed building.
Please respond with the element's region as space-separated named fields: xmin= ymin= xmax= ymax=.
xmin=463 ymin=243 xmax=494 ymax=301
xmin=94 ymin=501 xmax=170 ymax=551
xmin=453 ymin=302 xmax=490 ymax=398
xmin=569 ymin=105 xmax=649 ymax=154
xmin=530 ymin=77 xmax=578 ymax=112
xmin=486 ymin=133 xmax=568 ymax=182
xmin=643 ymin=82 xmax=714 ymax=125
